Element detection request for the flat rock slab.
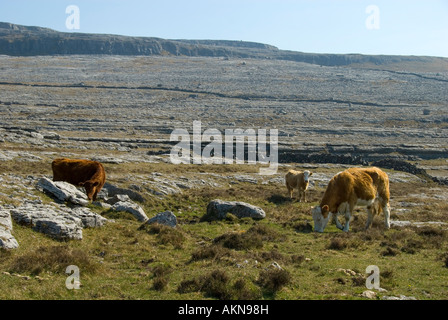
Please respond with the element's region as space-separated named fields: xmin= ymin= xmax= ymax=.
xmin=206 ymin=199 xmax=266 ymax=220
xmin=36 ymin=177 xmax=89 ymax=206
xmin=0 ymin=207 xmax=19 ymax=249
xmin=9 ymin=201 xmax=108 ymax=240
xmin=11 ymin=202 xmax=83 ymax=240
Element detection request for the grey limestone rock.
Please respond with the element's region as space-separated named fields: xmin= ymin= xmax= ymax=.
xmin=146 ymin=211 xmax=177 ymax=228
xmin=105 ymin=194 xmax=131 ymax=205
xmin=205 ymin=199 xmax=266 ymax=220
xmin=36 ymin=177 xmax=89 ymax=206
xmin=9 ymin=200 xmax=108 ymax=240
xmin=64 ymin=206 xmax=108 ymax=228
xmin=10 ymin=202 xmax=83 ymax=240
xmin=0 ymin=207 xmax=19 ymax=249
xmin=102 ymin=182 xmax=144 ymax=202
xmin=382 ymin=295 xmax=417 ymax=300
xmin=112 ymin=201 xmax=148 ymax=222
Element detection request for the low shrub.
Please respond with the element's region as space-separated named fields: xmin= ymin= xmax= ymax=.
xmin=191 ymin=245 xmax=232 ymax=261
xmin=213 ymin=232 xmax=263 ymax=250
xmin=177 ymin=269 xmax=261 ymax=300
xmin=257 ymin=268 xmax=291 ymax=293
xmin=381 ymin=246 xmax=400 ymax=257
xmin=212 ymin=224 xmax=282 ymax=251
xmin=9 ymin=245 xmax=99 ymax=275
xmin=328 ymin=237 xmax=347 ymax=250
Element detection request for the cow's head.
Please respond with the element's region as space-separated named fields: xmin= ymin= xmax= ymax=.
xmin=79 ymin=180 xmax=100 ymax=201
xmin=311 ymin=205 xmax=331 ymax=233
xmin=303 ymin=170 xmax=313 ymax=183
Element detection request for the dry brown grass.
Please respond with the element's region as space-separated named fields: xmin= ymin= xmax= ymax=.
xmin=8 ymin=245 xmax=100 ymax=276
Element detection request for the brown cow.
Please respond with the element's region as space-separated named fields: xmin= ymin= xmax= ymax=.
xmin=311 ymin=167 xmax=390 ymax=232
xmin=285 ymin=169 xmax=313 ymax=202
xmin=52 ymin=158 xmax=106 ymax=201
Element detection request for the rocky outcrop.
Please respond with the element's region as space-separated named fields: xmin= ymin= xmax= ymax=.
xmin=10 ymin=200 xmax=108 ymax=241
xmin=0 ymin=175 xmax=110 ymax=244
xmin=0 ymin=207 xmax=19 ymax=249
xmin=204 ymin=199 xmax=266 ymax=221
xmin=10 ymin=201 xmax=84 ymax=240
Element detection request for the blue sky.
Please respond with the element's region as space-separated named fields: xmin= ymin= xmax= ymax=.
xmin=1 ymin=0 xmax=447 ymax=57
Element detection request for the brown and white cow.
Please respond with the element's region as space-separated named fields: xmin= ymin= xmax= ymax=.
xmin=311 ymin=167 xmax=390 ymax=232
xmin=52 ymin=158 xmax=106 ymax=201
xmin=285 ymin=169 xmax=313 ymax=202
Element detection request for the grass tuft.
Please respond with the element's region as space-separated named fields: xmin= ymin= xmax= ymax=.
xmin=141 ymin=223 xmax=186 ymax=249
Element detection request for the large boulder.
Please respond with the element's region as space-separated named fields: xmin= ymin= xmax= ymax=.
xmin=205 ymin=199 xmax=266 ymax=220
xmin=36 ymin=177 xmax=89 ymax=206
xmin=0 ymin=207 xmax=19 ymax=249
xmin=146 ymin=211 xmax=177 ymax=228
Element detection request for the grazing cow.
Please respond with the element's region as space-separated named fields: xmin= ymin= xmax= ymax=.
xmin=52 ymin=158 xmax=106 ymax=201
xmin=311 ymin=167 xmax=390 ymax=232
xmin=285 ymin=170 xmax=313 ymax=202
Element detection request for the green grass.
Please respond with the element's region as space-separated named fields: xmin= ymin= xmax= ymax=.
xmin=1 ymin=161 xmax=448 ymax=300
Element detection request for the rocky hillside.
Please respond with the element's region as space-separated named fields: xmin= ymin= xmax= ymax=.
xmin=2 ymin=22 xmax=448 ymax=72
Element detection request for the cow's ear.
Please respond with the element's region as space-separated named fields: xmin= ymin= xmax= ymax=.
xmin=79 ymin=182 xmax=85 ymax=186
xmin=309 ymin=172 xmax=313 ymax=176
xmin=322 ymin=205 xmax=330 ymax=218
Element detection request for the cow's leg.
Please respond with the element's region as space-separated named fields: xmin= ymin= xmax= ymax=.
xmin=342 ymin=212 xmax=351 ymax=232
xmin=365 ymin=206 xmax=374 ymax=230
xmin=383 ymin=203 xmax=391 ymax=229
xmin=334 ymin=202 xmax=347 ymax=230
xmin=342 ymin=202 xmax=353 ymax=232
xmin=298 ymin=189 xmax=303 ymax=202
xmin=286 ymin=184 xmax=293 ymax=199
xmin=333 ymin=213 xmax=344 ymax=230
xmin=303 ymin=189 xmax=307 ymax=203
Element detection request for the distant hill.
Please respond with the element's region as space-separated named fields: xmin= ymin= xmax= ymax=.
xmin=1 ymin=22 xmax=448 ymax=72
